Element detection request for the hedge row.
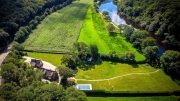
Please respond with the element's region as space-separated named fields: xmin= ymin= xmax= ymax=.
xmin=100 ymin=54 xmax=145 ymax=64
xmin=23 ymin=49 xmax=72 ymax=54
xmin=83 ymin=90 xmax=180 ymax=97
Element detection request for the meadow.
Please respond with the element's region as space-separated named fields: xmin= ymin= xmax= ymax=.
xmin=75 ymin=62 xmax=180 ymax=91
xmin=25 ymin=52 xmax=63 ymax=66
xmin=78 ymin=7 xmax=145 ymax=62
xmin=87 ymin=97 xmax=177 ymax=101
xmin=22 ymin=0 xmax=92 ymax=53
xmin=26 ymin=52 xmax=180 ymax=91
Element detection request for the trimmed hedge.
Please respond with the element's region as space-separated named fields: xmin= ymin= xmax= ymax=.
xmin=100 ymin=54 xmax=145 ymax=64
xmin=22 ymin=49 xmax=73 ymax=54
xmin=83 ymin=90 xmax=180 ymax=97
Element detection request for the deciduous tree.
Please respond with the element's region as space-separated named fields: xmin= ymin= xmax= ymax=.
xmin=160 ymin=50 xmax=180 ymax=74
xmin=143 ymin=46 xmax=158 ymax=64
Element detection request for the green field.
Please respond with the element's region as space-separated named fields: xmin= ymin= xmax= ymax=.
xmin=78 ymin=7 xmax=145 ymax=61
xmin=22 ymin=0 xmax=92 ymax=52
xmin=87 ymin=97 xmax=177 ymax=101
xmin=26 ymin=52 xmax=63 ymax=66
xmin=75 ymin=62 xmax=180 ymax=91
xmin=25 ymin=52 xmax=180 ymax=91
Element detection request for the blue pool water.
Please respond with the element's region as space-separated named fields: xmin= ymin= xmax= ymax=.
xmin=77 ymin=84 xmax=92 ymax=90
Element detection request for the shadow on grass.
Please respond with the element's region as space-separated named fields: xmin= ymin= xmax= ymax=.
xmin=101 ymin=60 xmax=140 ymax=68
xmin=109 ymin=32 xmax=118 ymax=37
xmin=77 ymin=59 xmax=102 ymax=71
xmin=78 ymin=64 xmax=95 ymax=71
xmin=129 ymin=64 xmax=138 ymax=68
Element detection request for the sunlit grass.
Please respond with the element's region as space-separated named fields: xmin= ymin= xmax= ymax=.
xmin=75 ymin=62 xmax=180 ymax=91
xmin=25 ymin=52 xmax=63 ymax=66
xmin=78 ymin=7 xmax=145 ymax=62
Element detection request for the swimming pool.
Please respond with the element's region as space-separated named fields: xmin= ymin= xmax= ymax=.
xmin=77 ymin=84 xmax=92 ymax=90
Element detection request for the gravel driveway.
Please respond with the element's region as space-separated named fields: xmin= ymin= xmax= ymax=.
xmin=23 ymin=56 xmax=57 ymax=71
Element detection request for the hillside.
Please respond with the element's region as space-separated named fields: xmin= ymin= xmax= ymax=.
xmin=0 ymin=0 xmax=73 ymax=52
xmin=117 ymin=0 xmax=180 ymax=51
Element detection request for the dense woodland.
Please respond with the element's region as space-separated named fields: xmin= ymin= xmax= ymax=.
xmin=0 ymin=43 xmax=87 ymax=101
xmin=116 ymin=0 xmax=180 ymax=51
xmin=0 ymin=0 xmax=73 ymax=52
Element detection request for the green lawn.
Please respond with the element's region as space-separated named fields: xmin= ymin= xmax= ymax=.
xmin=78 ymin=7 xmax=145 ymax=62
xmin=87 ymin=97 xmax=177 ymax=101
xmin=25 ymin=52 xmax=63 ymax=66
xmin=75 ymin=62 xmax=180 ymax=91
xmin=22 ymin=0 xmax=92 ymax=52
xmin=25 ymin=52 xmax=180 ymax=91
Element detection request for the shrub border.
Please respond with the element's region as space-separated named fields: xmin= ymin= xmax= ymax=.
xmin=83 ymin=90 xmax=180 ymax=97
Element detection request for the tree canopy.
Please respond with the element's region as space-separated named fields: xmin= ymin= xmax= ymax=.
xmin=0 ymin=0 xmax=73 ymax=52
xmin=0 ymin=48 xmax=87 ymax=101
xmin=160 ymin=50 xmax=180 ymax=74
xmin=117 ymin=0 xmax=180 ymax=51
xmin=56 ymin=66 xmax=74 ymax=79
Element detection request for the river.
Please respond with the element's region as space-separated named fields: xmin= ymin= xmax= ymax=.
xmin=98 ymin=0 xmax=165 ymax=56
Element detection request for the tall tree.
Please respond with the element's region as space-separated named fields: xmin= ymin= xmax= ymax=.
xmin=0 ymin=29 xmax=9 ymax=52
xmin=107 ymin=23 xmax=115 ymax=33
xmin=90 ymin=44 xmax=99 ymax=60
xmin=122 ymin=25 xmax=134 ymax=41
xmin=143 ymin=46 xmax=158 ymax=64
xmin=61 ymin=54 xmax=76 ymax=69
xmin=160 ymin=50 xmax=180 ymax=74
xmin=56 ymin=66 xmax=73 ymax=84
xmin=1 ymin=63 xmax=20 ymax=84
xmin=34 ymin=83 xmax=66 ymax=101
xmin=141 ymin=37 xmax=156 ymax=49
xmin=65 ymin=87 xmax=87 ymax=101
xmin=130 ymin=30 xmax=149 ymax=49
xmin=125 ymin=52 xmax=135 ymax=61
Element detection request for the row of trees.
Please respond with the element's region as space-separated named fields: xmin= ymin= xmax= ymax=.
xmin=15 ymin=0 xmax=73 ymax=43
xmin=120 ymin=25 xmax=180 ymax=77
xmin=119 ymin=25 xmax=158 ymax=65
xmin=0 ymin=29 xmax=9 ymax=52
xmin=0 ymin=0 xmax=73 ymax=52
xmin=101 ymin=51 xmax=135 ymax=63
xmin=117 ymin=0 xmax=180 ymax=51
xmin=61 ymin=42 xmax=137 ymax=71
xmin=0 ymin=82 xmax=86 ymax=101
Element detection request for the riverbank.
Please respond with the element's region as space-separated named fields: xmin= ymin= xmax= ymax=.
xmin=98 ymin=0 xmax=165 ymax=56
xmin=78 ymin=6 xmax=145 ymax=61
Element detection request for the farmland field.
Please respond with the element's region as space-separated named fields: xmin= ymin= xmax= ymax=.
xmin=75 ymin=62 xmax=180 ymax=91
xmin=78 ymin=7 xmax=145 ymax=62
xmin=22 ymin=0 xmax=92 ymax=53
xmin=87 ymin=97 xmax=177 ymax=101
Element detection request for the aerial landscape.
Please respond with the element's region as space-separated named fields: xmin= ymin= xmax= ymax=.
xmin=0 ymin=0 xmax=180 ymax=101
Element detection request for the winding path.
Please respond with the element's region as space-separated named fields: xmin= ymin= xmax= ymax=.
xmin=76 ymin=69 xmax=160 ymax=82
